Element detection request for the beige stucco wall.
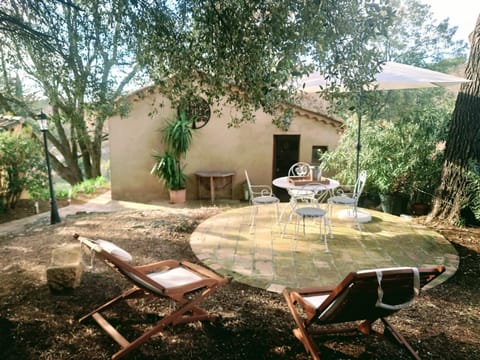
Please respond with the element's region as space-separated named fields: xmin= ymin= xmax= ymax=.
xmin=109 ymin=88 xmax=342 ymax=203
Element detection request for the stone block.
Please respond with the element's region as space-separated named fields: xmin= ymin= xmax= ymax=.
xmin=46 ymin=243 xmax=83 ymax=294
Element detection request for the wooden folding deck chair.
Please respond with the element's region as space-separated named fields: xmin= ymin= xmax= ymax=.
xmin=283 ymin=265 xmax=445 ymax=360
xmin=75 ymin=234 xmax=229 ymax=360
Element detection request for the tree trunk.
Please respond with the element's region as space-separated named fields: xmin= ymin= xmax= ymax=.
xmin=45 ymin=108 xmax=84 ymax=185
xmin=428 ymin=14 xmax=480 ymax=224
xmin=50 ymin=154 xmax=83 ymax=186
xmin=74 ymin=113 xmax=105 ymax=180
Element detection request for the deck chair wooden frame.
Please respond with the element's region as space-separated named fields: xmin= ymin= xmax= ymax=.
xmin=75 ymin=234 xmax=229 ymax=360
xmin=283 ymin=265 xmax=445 ymax=360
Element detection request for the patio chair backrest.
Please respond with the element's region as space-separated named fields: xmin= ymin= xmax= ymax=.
xmin=244 ymin=170 xmax=253 ymax=195
xmin=82 ymin=238 xmax=169 ymax=295
xmin=288 ymin=162 xmax=312 ymax=178
xmin=353 ymin=170 xmax=367 ymax=201
xmin=284 ymin=265 xmax=445 ymax=360
xmin=311 ymin=266 xmax=443 ymax=325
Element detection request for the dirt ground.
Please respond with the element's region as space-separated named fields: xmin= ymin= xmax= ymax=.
xmin=0 ymin=191 xmax=104 ymax=225
xmin=0 ymin=202 xmax=479 ymax=359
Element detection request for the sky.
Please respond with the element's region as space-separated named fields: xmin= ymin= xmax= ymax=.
xmin=420 ymin=0 xmax=480 ymax=43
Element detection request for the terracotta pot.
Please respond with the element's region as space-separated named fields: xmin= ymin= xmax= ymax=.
xmin=169 ymin=189 xmax=186 ymax=204
xmin=411 ymin=203 xmax=429 ymax=216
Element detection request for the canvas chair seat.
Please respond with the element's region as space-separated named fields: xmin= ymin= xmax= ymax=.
xmin=284 ymin=265 xmax=445 ymax=360
xmin=75 ymin=234 xmax=228 ymax=360
xmin=148 ymin=267 xmax=204 ymax=290
xmin=302 ymin=294 xmax=329 ymax=308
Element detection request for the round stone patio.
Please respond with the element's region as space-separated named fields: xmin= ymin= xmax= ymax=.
xmin=190 ymin=204 xmax=458 ymax=293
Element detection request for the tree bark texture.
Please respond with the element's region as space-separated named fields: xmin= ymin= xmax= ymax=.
xmin=428 ymin=14 xmax=480 ymax=224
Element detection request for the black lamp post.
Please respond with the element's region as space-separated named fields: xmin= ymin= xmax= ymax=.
xmin=37 ymin=112 xmax=61 ymax=224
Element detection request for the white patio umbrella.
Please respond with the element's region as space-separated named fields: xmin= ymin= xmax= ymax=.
xmin=298 ymin=61 xmax=470 ymax=92
xmin=296 ymin=61 xmax=470 ymax=221
xmin=297 ymin=61 xmax=470 ymax=177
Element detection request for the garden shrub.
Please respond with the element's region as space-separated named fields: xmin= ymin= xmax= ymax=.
xmin=71 ymin=176 xmax=107 ymax=196
xmin=0 ymin=129 xmax=46 ymax=211
xmin=463 ymin=161 xmax=480 ymax=225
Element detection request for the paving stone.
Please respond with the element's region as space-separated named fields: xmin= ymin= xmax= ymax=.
xmin=216 ymin=248 xmax=235 ymax=262
xmin=254 ymin=260 xmax=274 ymax=276
xmin=266 ymin=283 xmax=286 ymax=293
xmin=189 ymin=204 xmax=459 ymax=290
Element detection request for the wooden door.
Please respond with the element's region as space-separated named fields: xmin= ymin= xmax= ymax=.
xmin=273 ymin=135 xmax=300 ymax=201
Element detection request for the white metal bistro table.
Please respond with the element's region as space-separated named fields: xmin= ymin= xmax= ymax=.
xmin=272 ymin=176 xmax=340 ymax=232
xmin=272 ymin=176 xmax=340 ymax=199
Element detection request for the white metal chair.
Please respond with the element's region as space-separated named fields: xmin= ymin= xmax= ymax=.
xmin=291 ymin=194 xmax=331 ymax=253
xmin=280 ymin=186 xmax=315 ymax=235
xmin=244 ymin=170 xmax=280 ymax=233
xmin=287 ymin=162 xmax=315 ymax=199
xmin=288 ymin=162 xmax=312 ymax=178
xmin=328 ymin=170 xmax=367 ymax=219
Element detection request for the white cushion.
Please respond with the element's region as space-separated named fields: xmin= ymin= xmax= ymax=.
xmin=148 ymin=267 xmax=203 ymax=289
xmin=97 ymin=239 xmax=133 ymax=262
xmin=303 ymin=294 xmax=329 ymax=308
xmin=356 ymin=266 xmax=413 ymax=275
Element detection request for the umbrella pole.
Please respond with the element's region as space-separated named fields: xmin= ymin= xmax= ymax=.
xmin=355 ymin=111 xmax=362 ymax=181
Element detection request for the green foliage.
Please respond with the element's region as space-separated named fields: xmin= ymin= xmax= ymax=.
xmin=151 ymin=152 xmax=186 ymax=191
xmin=0 ymin=129 xmax=46 ymax=211
xmin=29 ymin=176 xmax=108 ymax=201
xmin=30 ymin=186 xmax=69 ymax=201
xmin=379 ymin=0 xmax=467 ymax=65
xmin=322 ymin=99 xmax=452 ymax=200
xmin=151 ymin=111 xmax=193 ymax=190
xmin=464 ymin=161 xmax=480 ymax=223
xmin=320 ymin=0 xmax=467 ymax=207
xmin=327 ymin=0 xmax=467 ymax=122
xmin=162 ymin=111 xmax=193 ymax=158
xmin=71 ymin=176 xmax=108 ymax=195
xmin=134 ymin=0 xmax=394 ymax=128
xmin=1 ymin=0 xmax=142 ymax=184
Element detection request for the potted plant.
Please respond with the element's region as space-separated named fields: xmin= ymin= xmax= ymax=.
xmin=325 ymin=117 xmax=414 ymax=215
xmin=409 ymin=150 xmax=443 ymax=215
xmin=151 ymin=111 xmax=193 ymax=203
xmin=363 ymin=116 xmax=446 ymax=216
xmin=321 ymin=86 xmax=451 ymax=217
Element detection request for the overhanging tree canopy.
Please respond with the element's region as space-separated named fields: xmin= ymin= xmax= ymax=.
xmin=1 ymin=0 xmax=142 ymax=185
xmin=134 ymin=0 xmax=395 ymax=129
xmin=1 ymin=0 xmax=395 ymax=184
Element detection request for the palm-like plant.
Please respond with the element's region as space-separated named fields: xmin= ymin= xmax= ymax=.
xmin=151 ymin=111 xmax=193 ymax=191
xmin=162 ymin=111 xmax=193 ymax=157
xmin=151 ymin=152 xmax=186 ymax=190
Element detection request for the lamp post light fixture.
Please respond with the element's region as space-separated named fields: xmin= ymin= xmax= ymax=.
xmin=37 ymin=112 xmax=61 ymax=225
